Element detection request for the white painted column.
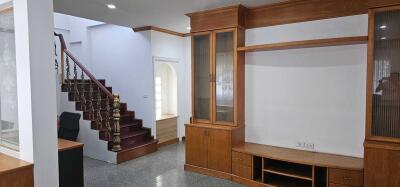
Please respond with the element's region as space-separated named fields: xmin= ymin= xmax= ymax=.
xmin=14 ymin=0 xmax=59 ymax=186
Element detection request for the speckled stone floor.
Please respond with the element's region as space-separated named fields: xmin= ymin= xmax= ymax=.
xmin=84 ymin=141 xmax=244 ymax=187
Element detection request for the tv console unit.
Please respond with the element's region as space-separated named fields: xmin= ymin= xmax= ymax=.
xmin=231 ymin=143 xmax=363 ymax=187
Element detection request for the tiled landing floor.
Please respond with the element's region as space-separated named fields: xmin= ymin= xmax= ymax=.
xmin=84 ymin=142 xmax=244 ymax=187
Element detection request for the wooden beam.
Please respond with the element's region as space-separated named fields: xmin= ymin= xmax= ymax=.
xmin=245 ymin=0 xmax=368 ymax=29
xmin=132 ymin=26 xmax=190 ymax=37
xmin=237 ymin=36 xmax=368 ymax=52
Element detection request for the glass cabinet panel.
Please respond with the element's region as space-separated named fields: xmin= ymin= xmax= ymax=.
xmin=0 ymin=9 xmax=19 ymax=150
xmin=371 ymin=9 xmax=400 ymax=138
xmin=193 ymin=35 xmax=211 ymax=121
xmin=215 ymin=32 xmax=234 ymax=122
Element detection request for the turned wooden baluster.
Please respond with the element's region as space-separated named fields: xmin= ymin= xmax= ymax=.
xmin=80 ymin=71 xmax=86 ymax=111
xmin=112 ymin=94 xmax=122 ymax=151
xmin=73 ymin=62 xmax=79 ymax=101
xmin=89 ymin=79 xmax=96 ymax=122
xmin=66 ymin=55 xmax=71 ymax=92
xmin=105 ymin=97 xmax=112 ymax=140
xmin=96 ymin=86 xmax=103 ymax=130
xmin=54 ymin=42 xmax=58 ymax=73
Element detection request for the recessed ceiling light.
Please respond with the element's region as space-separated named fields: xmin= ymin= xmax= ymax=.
xmin=381 ymin=37 xmax=387 ymax=40
xmin=107 ymin=4 xmax=116 ymax=9
xmin=380 ymin=25 xmax=387 ymax=29
xmin=186 ymin=27 xmax=191 ymax=30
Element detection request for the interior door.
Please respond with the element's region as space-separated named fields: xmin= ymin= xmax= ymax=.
xmin=207 ymin=128 xmax=231 ymax=172
xmin=212 ymin=29 xmax=235 ymax=125
xmin=185 ymin=126 xmax=207 ymax=168
xmin=192 ymin=33 xmax=213 ymax=123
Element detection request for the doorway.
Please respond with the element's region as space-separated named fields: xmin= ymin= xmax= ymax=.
xmin=153 ymin=57 xmax=178 ymax=146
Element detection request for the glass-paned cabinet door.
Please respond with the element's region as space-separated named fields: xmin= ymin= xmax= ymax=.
xmin=370 ymin=7 xmax=400 ymax=139
xmin=215 ymin=31 xmax=234 ymax=123
xmin=193 ymin=34 xmax=211 ymax=122
xmin=0 ymin=8 xmax=19 ymax=150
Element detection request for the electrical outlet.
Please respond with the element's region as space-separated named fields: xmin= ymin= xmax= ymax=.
xmin=296 ymin=141 xmax=315 ymax=151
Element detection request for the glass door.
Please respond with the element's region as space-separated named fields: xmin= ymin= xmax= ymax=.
xmin=367 ymin=6 xmax=400 ymax=142
xmin=213 ymin=29 xmax=235 ymax=124
xmin=192 ymin=33 xmax=212 ymax=123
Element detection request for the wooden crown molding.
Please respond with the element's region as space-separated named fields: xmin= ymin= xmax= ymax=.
xmin=132 ymin=26 xmax=190 ymax=37
xmin=245 ymin=0 xmax=400 ymax=29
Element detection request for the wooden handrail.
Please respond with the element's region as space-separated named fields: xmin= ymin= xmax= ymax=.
xmin=54 ymin=32 xmax=67 ymax=50
xmin=54 ymin=32 xmax=114 ymax=99
xmin=64 ymin=50 xmax=114 ymax=99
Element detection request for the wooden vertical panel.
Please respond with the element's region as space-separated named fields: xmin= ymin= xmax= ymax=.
xmin=236 ymin=27 xmax=246 ymax=127
xmin=364 ymin=141 xmax=400 ymax=187
xmin=207 ymin=129 xmax=232 ymax=173
xmin=366 ymin=9 xmax=375 ymax=141
xmin=185 ymin=125 xmax=208 ymax=168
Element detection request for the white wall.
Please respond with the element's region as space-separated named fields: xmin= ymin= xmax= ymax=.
xmin=14 ymin=0 xmax=59 ymax=186
xmin=89 ymin=25 xmax=154 ymax=131
xmin=245 ymin=15 xmax=368 ymax=158
xmin=54 ymin=13 xmax=103 ymax=70
xmin=151 ymin=31 xmax=191 ymax=139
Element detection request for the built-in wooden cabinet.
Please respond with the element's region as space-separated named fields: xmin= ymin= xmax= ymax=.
xmin=185 ymin=124 xmax=244 ymax=177
xmin=191 ymin=28 xmax=244 ymax=126
xmin=365 ymin=5 xmax=400 ymax=187
xmin=185 ymin=5 xmax=246 ymax=178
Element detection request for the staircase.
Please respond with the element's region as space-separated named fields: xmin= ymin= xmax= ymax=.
xmin=55 ymin=33 xmax=157 ymax=164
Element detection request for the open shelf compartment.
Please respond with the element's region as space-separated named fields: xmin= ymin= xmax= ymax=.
xmin=263 ymin=158 xmax=313 ymax=181
xmin=264 ymin=172 xmax=312 ymax=187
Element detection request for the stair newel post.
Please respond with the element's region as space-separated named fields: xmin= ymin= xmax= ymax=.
xmin=112 ymin=94 xmax=122 ymax=152
xmin=80 ymin=71 xmax=86 ymax=111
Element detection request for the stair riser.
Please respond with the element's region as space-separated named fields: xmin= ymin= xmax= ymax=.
xmin=102 ymin=131 xmax=149 ymax=142
xmin=90 ymin=119 xmax=142 ymax=130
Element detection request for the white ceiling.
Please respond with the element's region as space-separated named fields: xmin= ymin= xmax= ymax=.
xmin=54 ymin=0 xmax=287 ymax=33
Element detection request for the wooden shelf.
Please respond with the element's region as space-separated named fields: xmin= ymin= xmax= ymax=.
xmin=233 ymin=143 xmax=364 ymax=170
xmin=264 ymin=172 xmax=312 ymax=187
xmin=237 ymin=36 xmax=368 ymax=52
xmin=263 ymin=167 xmax=312 ymax=181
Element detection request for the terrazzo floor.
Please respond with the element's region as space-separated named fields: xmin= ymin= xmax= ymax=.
xmin=84 ymin=141 xmax=244 ymax=187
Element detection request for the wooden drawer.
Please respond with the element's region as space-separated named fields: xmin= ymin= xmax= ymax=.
xmin=329 ymin=168 xmax=363 ymax=186
xmin=329 ymin=183 xmax=356 ymax=187
xmin=232 ymin=162 xmax=252 ymax=179
xmin=232 ymin=151 xmax=252 ymax=167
